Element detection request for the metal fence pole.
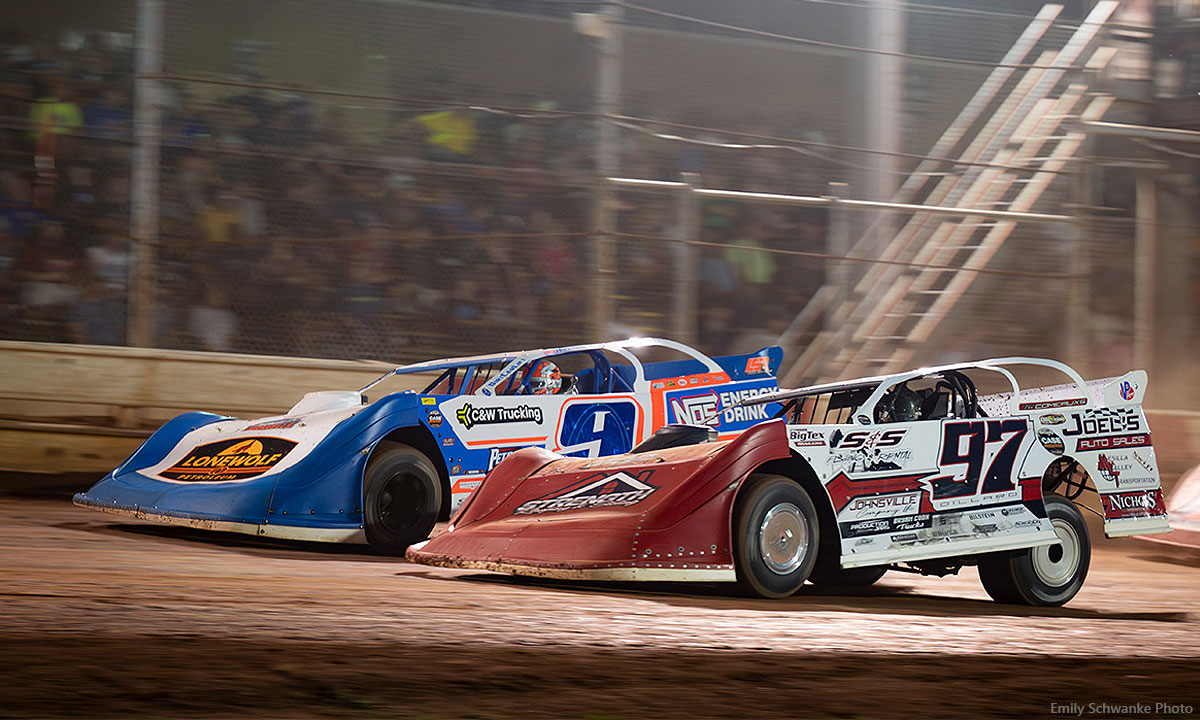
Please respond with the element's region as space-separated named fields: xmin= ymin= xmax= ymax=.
xmin=128 ymin=0 xmax=164 ymax=347
xmin=589 ymin=2 xmax=622 ymax=341
xmin=1134 ymin=169 xmax=1156 ymax=372
xmin=672 ymin=173 xmax=700 ymax=344
xmin=1066 ymin=135 xmax=1094 ymax=376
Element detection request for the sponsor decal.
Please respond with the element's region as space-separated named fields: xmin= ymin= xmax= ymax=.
xmin=1062 ymin=408 xmax=1141 ymax=437
xmin=1018 ymin=398 xmax=1087 ymax=411
xmin=788 ymin=427 xmax=825 ymax=447
xmin=421 ymin=397 xmax=437 ymax=406
xmin=450 ymin=464 xmax=462 ymax=475
xmin=841 ymin=513 xmax=932 ymax=538
xmin=1097 ymin=453 xmax=1123 ymax=486
xmin=892 ymin=532 xmax=920 ymax=543
xmin=668 ymin=386 xmax=776 ymax=426
xmin=487 ymin=446 xmax=522 ymax=471
xmin=160 ymin=437 xmax=298 ymax=482
xmin=652 ymin=381 xmax=665 ymax=390
xmin=1039 ymin=414 xmax=1066 ymax=426
xmin=830 ymin=449 xmax=912 ymax=474
xmin=1119 ymin=380 xmax=1136 ymax=401
xmin=968 ymin=510 xmax=997 ymax=521
xmin=455 ymin=403 xmax=544 ymax=430
xmin=426 ymin=409 xmax=443 ymax=427
xmin=442 ymin=437 xmax=455 ymax=447
xmin=840 ymin=491 xmax=921 ymax=520
xmin=669 ymin=392 xmax=719 ymax=425
xmin=244 ymin=417 xmax=302 ymax=431
xmin=513 ymin=470 xmax=657 ymax=515
xmin=1037 ymin=428 xmax=1065 ymax=456
xmin=745 ymin=356 xmax=771 ymax=375
xmin=1014 ymin=519 xmax=1041 ymax=528
xmin=1094 ymin=453 xmax=1157 ymax=488
xmin=829 ymin=428 xmax=907 ymax=450
xmin=1133 ymin=451 xmax=1154 ymax=473
xmin=1100 ymin=489 xmax=1166 ymax=520
xmin=1077 ymin=433 xmax=1151 ymax=451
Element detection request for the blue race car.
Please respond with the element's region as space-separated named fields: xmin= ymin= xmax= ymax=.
xmin=74 ymin=338 xmax=782 ymax=552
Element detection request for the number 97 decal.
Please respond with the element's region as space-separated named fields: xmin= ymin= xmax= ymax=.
xmin=933 ymin=419 xmax=1028 ymax=500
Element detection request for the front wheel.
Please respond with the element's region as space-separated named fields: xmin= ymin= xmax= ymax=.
xmin=977 ymin=494 xmax=1090 ymax=606
xmin=363 ymin=444 xmax=443 ymax=554
xmin=734 ymin=474 xmax=820 ymax=598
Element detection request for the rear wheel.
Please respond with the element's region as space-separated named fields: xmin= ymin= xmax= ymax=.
xmin=734 ymin=474 xmax=819 ymax=598
xmin=977 ymin=494 xmax=1090 ymax=606
xmin=363 ymin=444 xmax=442 ymax=554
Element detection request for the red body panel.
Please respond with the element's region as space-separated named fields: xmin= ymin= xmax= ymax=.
xmin=408 ymin=421 xmax=792 ymax=574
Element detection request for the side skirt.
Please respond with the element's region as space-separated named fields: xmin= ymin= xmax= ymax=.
xmin=73 ymin=498 xmax=366 ymax=544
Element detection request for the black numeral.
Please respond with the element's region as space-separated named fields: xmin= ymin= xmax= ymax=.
xmin=935 ymin=419 xmax=1028 ymax=499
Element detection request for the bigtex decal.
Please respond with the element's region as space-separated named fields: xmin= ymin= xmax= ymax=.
xmin=513 ymin=470 xmax=657 ymax=515
xmin=160 ymin=437 xmax=298 ymax=482
xmin=668 ymin=386 xmax=776 ymax=425
xmin=455 ymin=403 xmax=544 ymax=430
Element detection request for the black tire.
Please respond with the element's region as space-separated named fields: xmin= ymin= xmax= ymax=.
xmin=808 ymin=562 xmax=888 ymax=588
xmin=976 ymin=495 xmax=1090 ymax=606
xmin=363 ymin=444 xmax=443 ymax=554
xmin=734 ymin=474 xmax=820 ymax=598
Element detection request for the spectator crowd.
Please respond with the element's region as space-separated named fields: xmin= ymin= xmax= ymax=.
xmin=0 ymin=27 xmax=825 ymax=362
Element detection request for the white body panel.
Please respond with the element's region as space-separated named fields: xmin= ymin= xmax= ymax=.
xmin=765 ymin=360 xmax=1170 ymax=568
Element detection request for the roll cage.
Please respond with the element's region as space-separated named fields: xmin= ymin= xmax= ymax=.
xmin=358 ymin=338 xmax=725 ymax=398
xmin=743 ymin=357 xmax=1094 ymax=425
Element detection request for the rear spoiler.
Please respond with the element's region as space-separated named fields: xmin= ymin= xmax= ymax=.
xmin=713 ymin=345 xmax=783 ymax=381
xmin=978 ymin=369 xmax=1147 ymax=415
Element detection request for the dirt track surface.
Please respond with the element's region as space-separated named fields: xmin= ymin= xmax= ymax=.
xmin=2 ymin=496 xmax=1199 ymax=719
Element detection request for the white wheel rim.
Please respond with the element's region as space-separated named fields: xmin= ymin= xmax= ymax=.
xmin=1032 ymin=517 xmax=1081 ymax=587
xmin=759 ymin=503 xmax=809 ymax=575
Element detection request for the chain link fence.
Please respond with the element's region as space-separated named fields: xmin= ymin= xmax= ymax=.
xmin=1 ymin=0 xmax=1196 ymax=407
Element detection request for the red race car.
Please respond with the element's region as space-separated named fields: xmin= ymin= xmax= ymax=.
xmin=408 ymin=358 xmax=1171 ymax=606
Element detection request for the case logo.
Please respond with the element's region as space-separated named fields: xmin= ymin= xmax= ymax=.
xmin=160 ymin=437 xmax=298 ymax=482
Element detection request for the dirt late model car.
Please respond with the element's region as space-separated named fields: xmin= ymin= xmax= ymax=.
xmin=73 ymin=338 xmax=782 ymax=552
xmin=409 ymin=358 xmax=1171 ymax=606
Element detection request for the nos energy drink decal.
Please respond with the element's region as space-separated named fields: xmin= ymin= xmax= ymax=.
xmin=160 ymin=437 xmax=298 ymax=482
xmin=666 ymin=381 xmax=779 ymax=429
xmin=557 ymin=401 xmax=638 ymax=458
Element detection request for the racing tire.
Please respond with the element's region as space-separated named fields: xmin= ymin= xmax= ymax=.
xmin=807 ymin=562 xmax=888 ymax=588
xmin=976 ymin=495 xmax=1090 ymax=606
xmin=363 ymin=444 xmax=443 ymax=554
xmin=734 ymin=474 xmax=820 ymax=598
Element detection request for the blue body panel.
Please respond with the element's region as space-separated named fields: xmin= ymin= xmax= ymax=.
xmin=75 ymin=346 xmax=785 ymax=537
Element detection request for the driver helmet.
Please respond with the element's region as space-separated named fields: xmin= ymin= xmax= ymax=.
xmin=889 ymin=386 xmax=922 ymax=422
xmin=529 ymin=360 xmax=562 ymax=395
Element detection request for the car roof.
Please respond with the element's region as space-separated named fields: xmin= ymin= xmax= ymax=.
xmin=737 ymin=357 xmax=1088 ymax=407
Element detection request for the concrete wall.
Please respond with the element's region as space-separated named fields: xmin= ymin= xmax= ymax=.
xmin=0 ymin=341 xmax=428 ymax=474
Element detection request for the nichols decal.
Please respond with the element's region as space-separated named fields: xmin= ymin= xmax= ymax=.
xmin=160 ymin=437 xmax=298 ymax=482
xmin=1100 ymin=489 xmax=1166 ymax=520
xmin=514 ymin=470 xmax=657 ymax=515
xmin=455 ymin=403 xmax=544 ymax=430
